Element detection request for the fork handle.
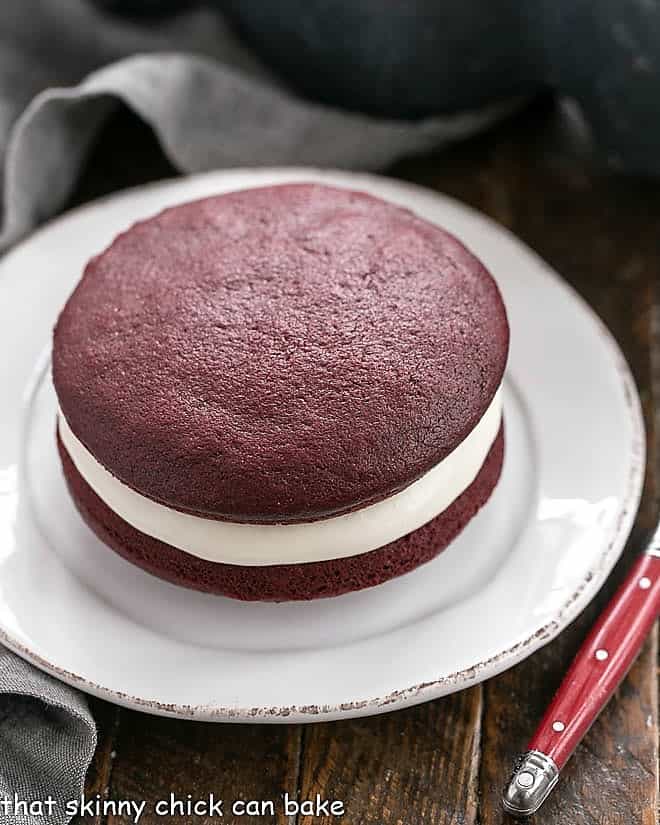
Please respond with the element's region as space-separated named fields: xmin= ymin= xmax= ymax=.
xmin=504 ymin=551 xmax=660 ymax=817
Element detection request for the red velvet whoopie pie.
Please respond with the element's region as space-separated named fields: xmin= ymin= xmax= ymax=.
xmin=53 ymin=183 xmax=508 ymax=601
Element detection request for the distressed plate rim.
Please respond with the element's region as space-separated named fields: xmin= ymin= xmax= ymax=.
xmin=0 ymin=168 xmax=645 ymax=722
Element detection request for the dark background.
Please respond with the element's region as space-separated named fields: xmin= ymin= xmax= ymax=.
xmin=96 ymin=0 xmax=660 ymax=177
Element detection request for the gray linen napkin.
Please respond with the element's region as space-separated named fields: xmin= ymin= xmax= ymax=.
xmin=0 ymin=2 xmax=515 ymax=821
xmin=0 ymin=651 xmax=96 ymax=824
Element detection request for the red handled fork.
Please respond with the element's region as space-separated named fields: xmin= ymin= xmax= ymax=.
xmin=503 ymin=520 xmax=660 ymax=817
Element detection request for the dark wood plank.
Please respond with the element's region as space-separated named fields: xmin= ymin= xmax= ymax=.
xmin=394 ymin=101 xmax=660 ymax=823
xmin=298 ymin=688 xmax=482 ymax=825
xmin=103 ymin=712 xmax=302 ymax=825
xmin=74 ymin=699 xmax=122 ymax=825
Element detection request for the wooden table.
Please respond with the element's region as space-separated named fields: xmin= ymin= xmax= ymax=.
xmin=70 ymin=97 xmax=659 ymax=824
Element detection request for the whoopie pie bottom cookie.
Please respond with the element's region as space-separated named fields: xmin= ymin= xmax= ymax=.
xmin=58 ymin=425 xmax=504 ymax=602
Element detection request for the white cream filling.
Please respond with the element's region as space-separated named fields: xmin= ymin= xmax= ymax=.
xmin=58 ymin=387 xmax=502 ymax=566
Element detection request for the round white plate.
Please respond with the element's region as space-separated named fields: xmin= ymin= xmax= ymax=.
xmin=0 ymin=169 xmax=644 ymax=722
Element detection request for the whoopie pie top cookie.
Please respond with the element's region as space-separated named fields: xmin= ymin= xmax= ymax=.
xmin=53 ymin=183 xmax=509 ymax=524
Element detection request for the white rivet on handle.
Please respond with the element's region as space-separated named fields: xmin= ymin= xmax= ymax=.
xmin=552 ymin=721 xmax=565 ymax=732
xmin=516 ymin=771 xmax=535 ymax=789
xmin=595 ymin=649 xmax=608 ymax=661
xmin=639 ymin=577 xmax=651 ymax=590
